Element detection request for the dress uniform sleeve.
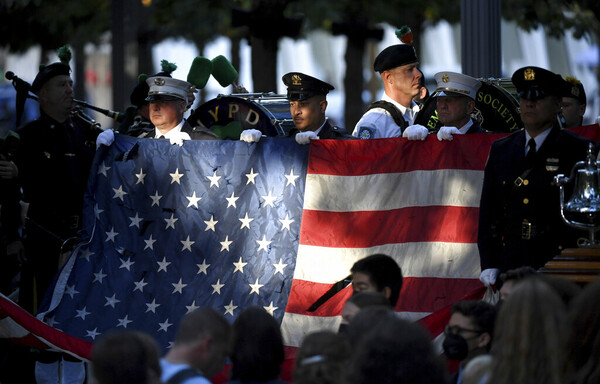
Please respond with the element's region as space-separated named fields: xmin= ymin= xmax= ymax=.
xmin=477 ymin=144 xmax=504 ymax=271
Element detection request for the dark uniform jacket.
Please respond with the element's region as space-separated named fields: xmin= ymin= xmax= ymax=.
xmin=288 ymin=120 xmax=353 ymax=139
xmin=478 ymin=123 xmax=592 ymax=272
xmin=465 ymin=119 xmax=484 ymax=134
xmin=15 ymin=111 xmax=99 ymax=312
xmin=16 ymin=111 xmax=99 ymax=238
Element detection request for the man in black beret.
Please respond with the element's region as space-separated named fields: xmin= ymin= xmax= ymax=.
xmin=240 ymin=72 xmax=352 ymax=144
xmin=561 ymin=76 xmax=587 ymax=128
xmin=11 ymin=53 xmax=101 ymax=315
xmin=478 ymin=66 xmax=592 ymax=287
xmin=352 ymin=44 xmax=428 ymax=140
xmin=3 ymin=48 xmax=98 ymax=384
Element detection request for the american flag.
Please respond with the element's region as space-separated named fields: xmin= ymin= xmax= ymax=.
xmin=3 ymin=125 xmax=598 ymax=365
xmin=280 ymin=134 xmax=501 ymax=348
xmin=36 ymin=134 xmax=309 ymax=354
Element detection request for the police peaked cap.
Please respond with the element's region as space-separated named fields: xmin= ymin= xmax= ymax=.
xmin=282 ymin=72 xmax=334 ymax=101
xmin=31 ymin=62 xmax=71 ymax=94
xmin=373 ymin=44 xmax=418 ymax=72
xmin=511 ymin=66 xmax=567 ymax=100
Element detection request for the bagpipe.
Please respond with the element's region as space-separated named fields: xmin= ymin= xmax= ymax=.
xmin=5 ymin=70 xmax=112 ymax=131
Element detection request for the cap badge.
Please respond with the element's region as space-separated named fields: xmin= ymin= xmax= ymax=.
xmin=291 ymin=74 xmax=302 ymax=86
xmin=524 ymin=68 xmax=535 ymax=81
xmin=442 ymin=74 xmax=450 ymax=83
xmin=154 ymin=78 xmax=165 ymax=86
xmin=571 ymin=86 xmax=579 ymax=97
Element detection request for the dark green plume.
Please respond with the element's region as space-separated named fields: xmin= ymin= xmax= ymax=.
xmin=57 ymin=45 xmax=72 ymax=65
xmin=160 ymin=60 xmax=177 ymax=75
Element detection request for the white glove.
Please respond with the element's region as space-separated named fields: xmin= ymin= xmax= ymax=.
xmin=479 ymin=268 xmax=500 ymax=287
xmin=402 ymin=124 xmax=429 ymax=141
xmin=169 ymin=132 xmax=191 ymax=146
xmin=437 ymin=126 xmax=462 ymax=141
xmin=295 ymin=131 xmax=319 ymax=145
xmin=96 ymin=129 xmax=115 ymax=148
xmin=240 ymin=129 xmax=262 ymax=143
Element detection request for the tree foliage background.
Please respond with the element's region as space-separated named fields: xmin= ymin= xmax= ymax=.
xmin=1 ymin=0 xmax=598 ymax=126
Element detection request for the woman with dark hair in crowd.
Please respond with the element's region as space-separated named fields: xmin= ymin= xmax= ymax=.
xmin=227 ymin=307 xmax=286 ymax=384
xmin=488 ymin=277 xmax=567 ymax=384
xmin=564 ymin=278 xmax=600 ymax=384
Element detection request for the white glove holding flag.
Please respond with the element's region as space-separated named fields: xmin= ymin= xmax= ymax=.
xmin=240 ymin=129 xmax=262 ymax=143
xmin=96 ymin=129 xmax=115 ymax=148
xmin=295 ymin=131 xmax=319 ymax=145
xmin=402 ymin=124 xmax=429 ymax=141
xmin=437 ymin=126 xmax=462 ymax=141
xmin=479 ymin=268 xmax=500 ymax=287
xmin=169 ymin=131 xmax=191 ymax=146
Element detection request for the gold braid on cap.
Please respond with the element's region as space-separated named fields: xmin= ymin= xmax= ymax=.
xmin=565 ymin=76 xmax=582 ymax=86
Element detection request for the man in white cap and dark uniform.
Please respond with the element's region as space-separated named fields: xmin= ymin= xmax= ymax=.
xmin=433 ymin=71 xmax=484 ymax=141
xmin=97 ymin=76 xmax=219 ymax=146
xmin=140 ymin=76 xmax=219 ymax=141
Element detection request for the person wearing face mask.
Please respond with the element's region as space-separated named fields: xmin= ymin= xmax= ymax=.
xmin=443 ymin=300 xmax=497 ymax=384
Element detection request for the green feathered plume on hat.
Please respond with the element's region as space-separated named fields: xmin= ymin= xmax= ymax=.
xmin=57 ymin=45 xmax=72 ymax=65
xmin=160 ymin=60 xmax=177 ymax=75
xmin=395 ymin=25 xmax=413 ymax=45
xmin=138 ymin=73 xmax=148 ymax=84
xmin=38 ymin=45 xmax=72 ymax=71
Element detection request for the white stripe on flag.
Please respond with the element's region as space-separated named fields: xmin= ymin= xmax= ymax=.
xmin=294 ymin=242 xmax=480 ymax=283
xmin=304 ymin=169 xmax=484 ymax=212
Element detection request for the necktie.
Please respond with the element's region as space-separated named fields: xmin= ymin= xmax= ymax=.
xmin=158 ymin=135 xmax=165 ymax=139
xmin=525 ymin=138 xmax=536 ymax=165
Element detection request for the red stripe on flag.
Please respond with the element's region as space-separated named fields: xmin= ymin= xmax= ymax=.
xmin=299 ymin=206 xmax=479 ymax=247
xmin=285 ymin=277 xmax=482 ymax=316
xmin=307 ymin=134 xmax=503 ymax=176
xmin=0 ymin=294 xmax=92 ymax=360
xmin=418 ymin=285 xmax=487 ymax=337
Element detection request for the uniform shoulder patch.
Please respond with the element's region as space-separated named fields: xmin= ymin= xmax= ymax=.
xmin=358 ymin=126 xmax=375 ymax=139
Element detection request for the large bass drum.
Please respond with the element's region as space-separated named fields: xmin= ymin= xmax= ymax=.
xmin=188 ymin=93 xmax=294 ymax=139
xmin=415 ymin=78 xmax=523 ymax=133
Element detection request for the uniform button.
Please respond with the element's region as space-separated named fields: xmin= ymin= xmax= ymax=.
xmin=523 ymin=198 xmax=529 ymax=204
xmin=502 ymin=181 xmax=506 ymax=185
xmin=523 ymin=179 xmax=529 ymax=185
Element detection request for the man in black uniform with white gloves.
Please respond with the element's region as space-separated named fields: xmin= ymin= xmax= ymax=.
xmin=478 ymin=66 xmax=592 ymax=287
xmin=240 ymin=72 xmax=351 ymax=144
